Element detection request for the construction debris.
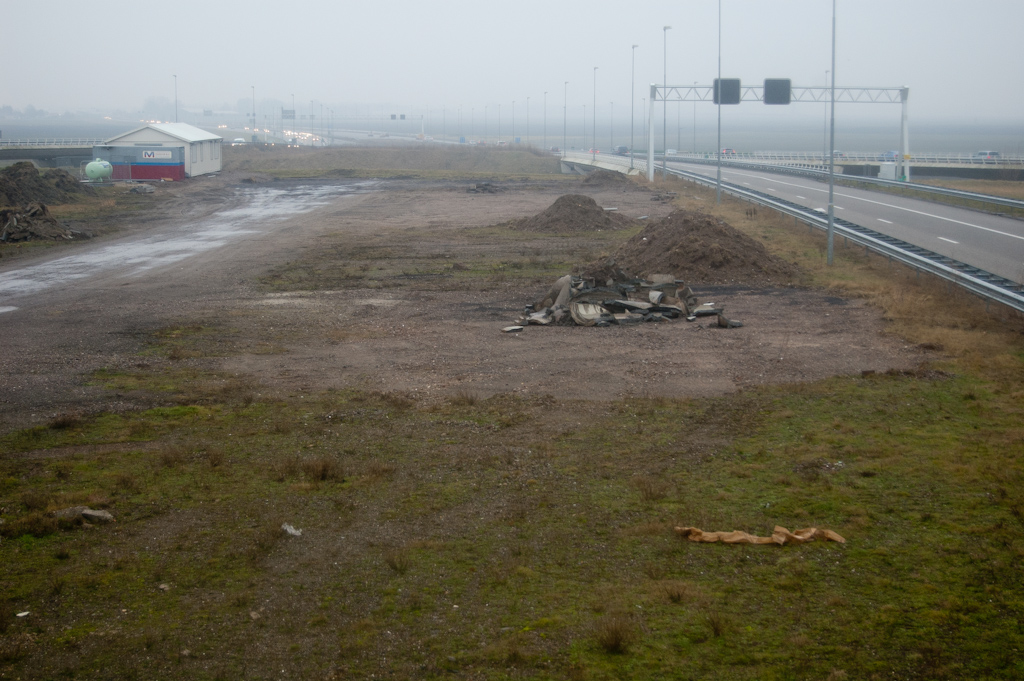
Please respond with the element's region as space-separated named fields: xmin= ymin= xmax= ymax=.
xmin=674 ymin=525 xmax=846 ymax=545
xmin=467 ymin=182 xmax=503 ymax=194
xmin=1 ymin=202 xmax=91 ymax=242
xmin=513 ymin=272 xmax=743 ymax=329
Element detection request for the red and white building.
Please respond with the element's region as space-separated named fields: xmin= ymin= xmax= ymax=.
xmin=93 ymin=123 xmax=222 ymax=181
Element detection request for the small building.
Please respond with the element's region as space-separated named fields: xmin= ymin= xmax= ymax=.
xmin=93 ymin=123 xmax=222 ymax=181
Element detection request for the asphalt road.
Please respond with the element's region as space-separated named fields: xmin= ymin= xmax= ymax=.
xmin=671 ymin=161 xmax=1024 ymax=284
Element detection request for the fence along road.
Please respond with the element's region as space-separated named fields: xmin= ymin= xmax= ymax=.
xmin=562 ymin=151 xmax=1024 ymax=315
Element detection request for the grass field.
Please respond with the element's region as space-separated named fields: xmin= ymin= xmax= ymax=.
xmin=2 ymin=163 xmax=1023 ymax=680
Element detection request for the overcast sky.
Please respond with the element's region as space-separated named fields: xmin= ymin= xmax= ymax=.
xmin=5 ymin=0 xmax=1023 ymax=126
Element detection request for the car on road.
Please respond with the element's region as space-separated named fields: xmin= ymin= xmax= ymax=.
xmin=231 ymin=138 xmax=246 ymax=146
xmin=665 ymin=148 xmax=677 ymax=155
xmin=720 ymin=148 xmax=736 ymax=155
xmin=587 ymin=148 xmax=600 ymax=154
xmin=549 ymin=146 xmax=560 ymax=153
xmin=879 ymin=150 xmax=899 ymax=161
xmin=614 ymin=146 xmax=629 ymax=155
xmin=974 ymin=150 xmax=1000 ymax=160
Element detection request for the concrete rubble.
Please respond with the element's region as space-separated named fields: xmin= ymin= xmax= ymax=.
xmin=514 ymin=271 xmax=743 ymax=329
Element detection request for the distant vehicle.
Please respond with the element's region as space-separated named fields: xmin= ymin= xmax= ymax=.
xmin=879 ymin=150 xmax=899 ymax=160
xmin=831 ymin=150 xmax=847 ymax=158
xmin=665 ymin=148 xmax=677 ymax=155
xmin=496 ymin=140 xmax=507 ymax=147
xmin=588 ymin=148 xmax=600 ymax=154
xmin=231 ymin=138 xmax=246 ymax=146
xmin=614 ymin=145 xmax=629 ymax=155
xmin=720 ymin=148 xmax=736 ymax=155
xmin=549 ymin=146 xmax=560 ymax=152
xmin=975 ymin=150 xmax=1000 ymax=159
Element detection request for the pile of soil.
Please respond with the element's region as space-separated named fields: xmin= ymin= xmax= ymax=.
xmin=508 ymin=193 xmax=636 ymax=232
xmin=582 ymin=209 xmax=801 ymax=286
xmin=0 ymin=162 xmax=94 ymax=208
xmin=581 ymin=169 xmax=633 ymax=188
xmin=0 ymin=202 xmax=86 ymax=242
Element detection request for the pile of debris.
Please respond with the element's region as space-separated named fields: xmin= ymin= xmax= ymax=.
xmin=508 ymin=194 xmax=635 ymax=233
xmin=584 ymin=209 xmax=800 ymax=286
xmin=467 ymin=182 xmax=504 ymax=194
xmin=0 ymin=162 xmax=94 ymax=207
xmin=507 ymin=272 xmax=741 ymax=330
xmin=0 ymin=202 xmax=90 ymax=242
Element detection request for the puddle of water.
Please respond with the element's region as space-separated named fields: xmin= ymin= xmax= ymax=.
xmin=0 ymin=182 xmax=372 ymax=301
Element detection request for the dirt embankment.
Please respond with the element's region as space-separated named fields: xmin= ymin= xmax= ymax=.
xmin=508 ymin=194 xmax=637 ymax=233
xmin=0 ymin=162 xmax=94 ymax=208
xmin=583 ymin=209 xmax=802 ymax=286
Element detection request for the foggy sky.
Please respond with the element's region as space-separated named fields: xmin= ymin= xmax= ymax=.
xmin=5 ymin=0 xmax=1023 ymax=126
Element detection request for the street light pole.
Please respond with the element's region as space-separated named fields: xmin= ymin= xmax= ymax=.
xmin=543 ymin=91 xmax=548 ymax=150
xmin=609 ymin=101 xmax=613 ymax=151
xmin=693 ymin=81 xmax=697 ymax=153
xmin=526 ymin=96 xmax=530 ymax=145
xmin=716 ymin=1 xmax=722 ymax=203
xmin=827 ymin=0 xmax=837 ymax=265
xmin=663 ymin=25 xmax=671 ymax=178
xmin=563 ymin=81 xmax=568 ymax=159
xmin=251 ymin=86 xmax=255 ymax=136
xmin=173 ymin=75 xmax=178 ymax=123
xmin=592 ymin=66 xmax=598 ymax=159
xmin=512 ymin=100 xmax=515 ymax=143
xmin=823 ymin=69 xmax=830 ymax=164
xmin=631 ymin=44 xmax=638 ymax=169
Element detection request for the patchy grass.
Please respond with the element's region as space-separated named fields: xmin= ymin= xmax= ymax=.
xmin=3 ymin=169 xmax=1024 ymax=679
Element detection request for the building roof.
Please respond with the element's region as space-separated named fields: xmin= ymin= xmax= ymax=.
xmin=105 ymin=122 xmax=222 ymax=145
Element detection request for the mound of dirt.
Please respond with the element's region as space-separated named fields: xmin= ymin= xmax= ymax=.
xmin=0 ymin=162 xmax=94 ymax=208
xmin=508 ymin=194 xmax=636 ymax=233
xmin=581 ymin=169 xmax=632 ymax=188
xmin=582 ymin=209 xmax=801 ymax=286
xmin=1 ymin=202 xmax=86 ymax=242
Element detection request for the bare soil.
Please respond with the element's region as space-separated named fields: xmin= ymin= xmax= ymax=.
xmin=0 ymin=172 xmax=926 ymax=431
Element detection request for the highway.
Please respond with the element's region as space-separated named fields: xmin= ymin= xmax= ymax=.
xmin=670 ymin=160 xmax=1024 ymax=284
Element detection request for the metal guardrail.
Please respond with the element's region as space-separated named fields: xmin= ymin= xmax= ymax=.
xmin=565 ymin=152 xmax=1024 ymax=314
xmin=671 ymin=157 xmax=1024 ymax=212
xmin=666 ymin=150 xmax=1024 ymax=166
xmin=0 ymin=139 xmax=105 ymax=148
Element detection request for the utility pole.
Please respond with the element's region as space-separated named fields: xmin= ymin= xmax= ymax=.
xmin=663 ymin=25 xmax=671 ymax=178
xmin=631 ymin=44 xmax=638 ymax=169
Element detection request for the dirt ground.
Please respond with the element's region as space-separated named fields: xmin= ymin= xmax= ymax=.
xmin=0 ymin=172 xmax=927 ymax=431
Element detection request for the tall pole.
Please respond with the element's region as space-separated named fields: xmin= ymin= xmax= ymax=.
xmin=563 ymin=81 xmax=568 ymax=158
xmin=543 ymin=91 xmax=548 ymax=150
xmin=693 ymin=81 xmax=697 ymax=153
xmin=498 ymin=103 xmax=501 ymax=142
xmin=592 ymin=67 xmax=598 ymax=159
xmin=823 ymin=69 xmax=829 ymax=163
xmin=512 ymin=100 xmax=515 ymax=143
xmin=311 ymin=100 xmax=314 ymax=144
xmin=485 ymin=105 xmax=488 ymax=142
xmin=663 ymin=25 xmax=671 ymax=178
xmin=173 ymin=75 xmax=178 ymax=123
xmin=610 ymin=101 xmax=614 ymax=151
xmin=582 ymin=104 xmax=586 ymax=151
xmin=631 ymin=44 xmax=638 ymax=169
xmin=716 ymin=1 xmax=722 ymax=203
xmin=827 ymin=0 xmax=837 ymax=265
xmin=526 ymin=96 xmax=530 ymax=145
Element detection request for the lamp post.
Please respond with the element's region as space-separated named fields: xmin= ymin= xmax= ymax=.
xmin=512 ymin=100 xmax=515 ymax=143
xmin=663 ymin=25 xmax=671 ymax=178
xmin=693 ymin=81 xmax=697 ymax=153
xmin=543 ymin=91 xmax=548 ymax=150
xmin=609 ymin=101 xmax=613 ymax=151
xmin=827 ymin=0 xmax=837 ymax=265
xmin=631 ymin=44 xmax=638 ymax=169
xmin=582 ymin=104 xmax=586 ymax=151
xmin=592 ymin=66 xmax=598 ymax=160
xmin=716 ymin=1 xmax=722 ymax=203
xmin=526 ymin=96 xmax=530 ymax=145
xmin=310 ymin=100 xmax=314 ymax=145
xmin=498 ymin=103 xmax=501 ymax=143
xmin=173 ymin=75 xmax=178 ymax=123
xmin=251 ymin=86 xmax=256 ymax=137
xmin=563 ymin=81 xmax=568 ymax=158
xmin=484 ymin=105 xmax=488 ymax=142
xmin=823 ymin=69 xmax=830 ymax=163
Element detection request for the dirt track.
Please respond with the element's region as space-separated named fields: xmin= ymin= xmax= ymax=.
xmin=0 ymin=175 xmax=926 ymax=430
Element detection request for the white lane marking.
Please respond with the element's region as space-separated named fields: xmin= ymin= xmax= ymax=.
xmin=938 ymin=237 xmax=959 ymax=244
xmin=722 ymin=168 xmax=1024 ymax=243
xmin=765 ymin=187 xmax=777 ymax=191
xmin=835 ymin=206 xmax=844 ymax=210
xmin=878 ymin=218 xmax=893 ymax=224
xmin=743 ymin=182 xmax=750 ymax=185
xmin=796 ymin=195 xmax=807 ymax=199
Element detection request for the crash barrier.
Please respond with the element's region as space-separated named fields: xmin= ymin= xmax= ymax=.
xmin=672 ymin=157 xmax=1024 ymax=213
xmin=564 ymin=153 xmax=1024 ymax=316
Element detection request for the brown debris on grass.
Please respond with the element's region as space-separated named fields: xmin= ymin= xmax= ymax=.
xmin=0 ymin=162 xmax=94 ymax=208
xmin=584 ymin=208 xmax=801 ymax=286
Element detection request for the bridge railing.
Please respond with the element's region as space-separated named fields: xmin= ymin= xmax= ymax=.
xmin=0 ymin=139 xmax=106 ymax=148
xmin=665 ymin=151 xmax=1022 ymax=166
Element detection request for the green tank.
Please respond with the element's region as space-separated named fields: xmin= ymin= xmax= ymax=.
xmin=85 ymin=158 xmax=113 ymax=181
